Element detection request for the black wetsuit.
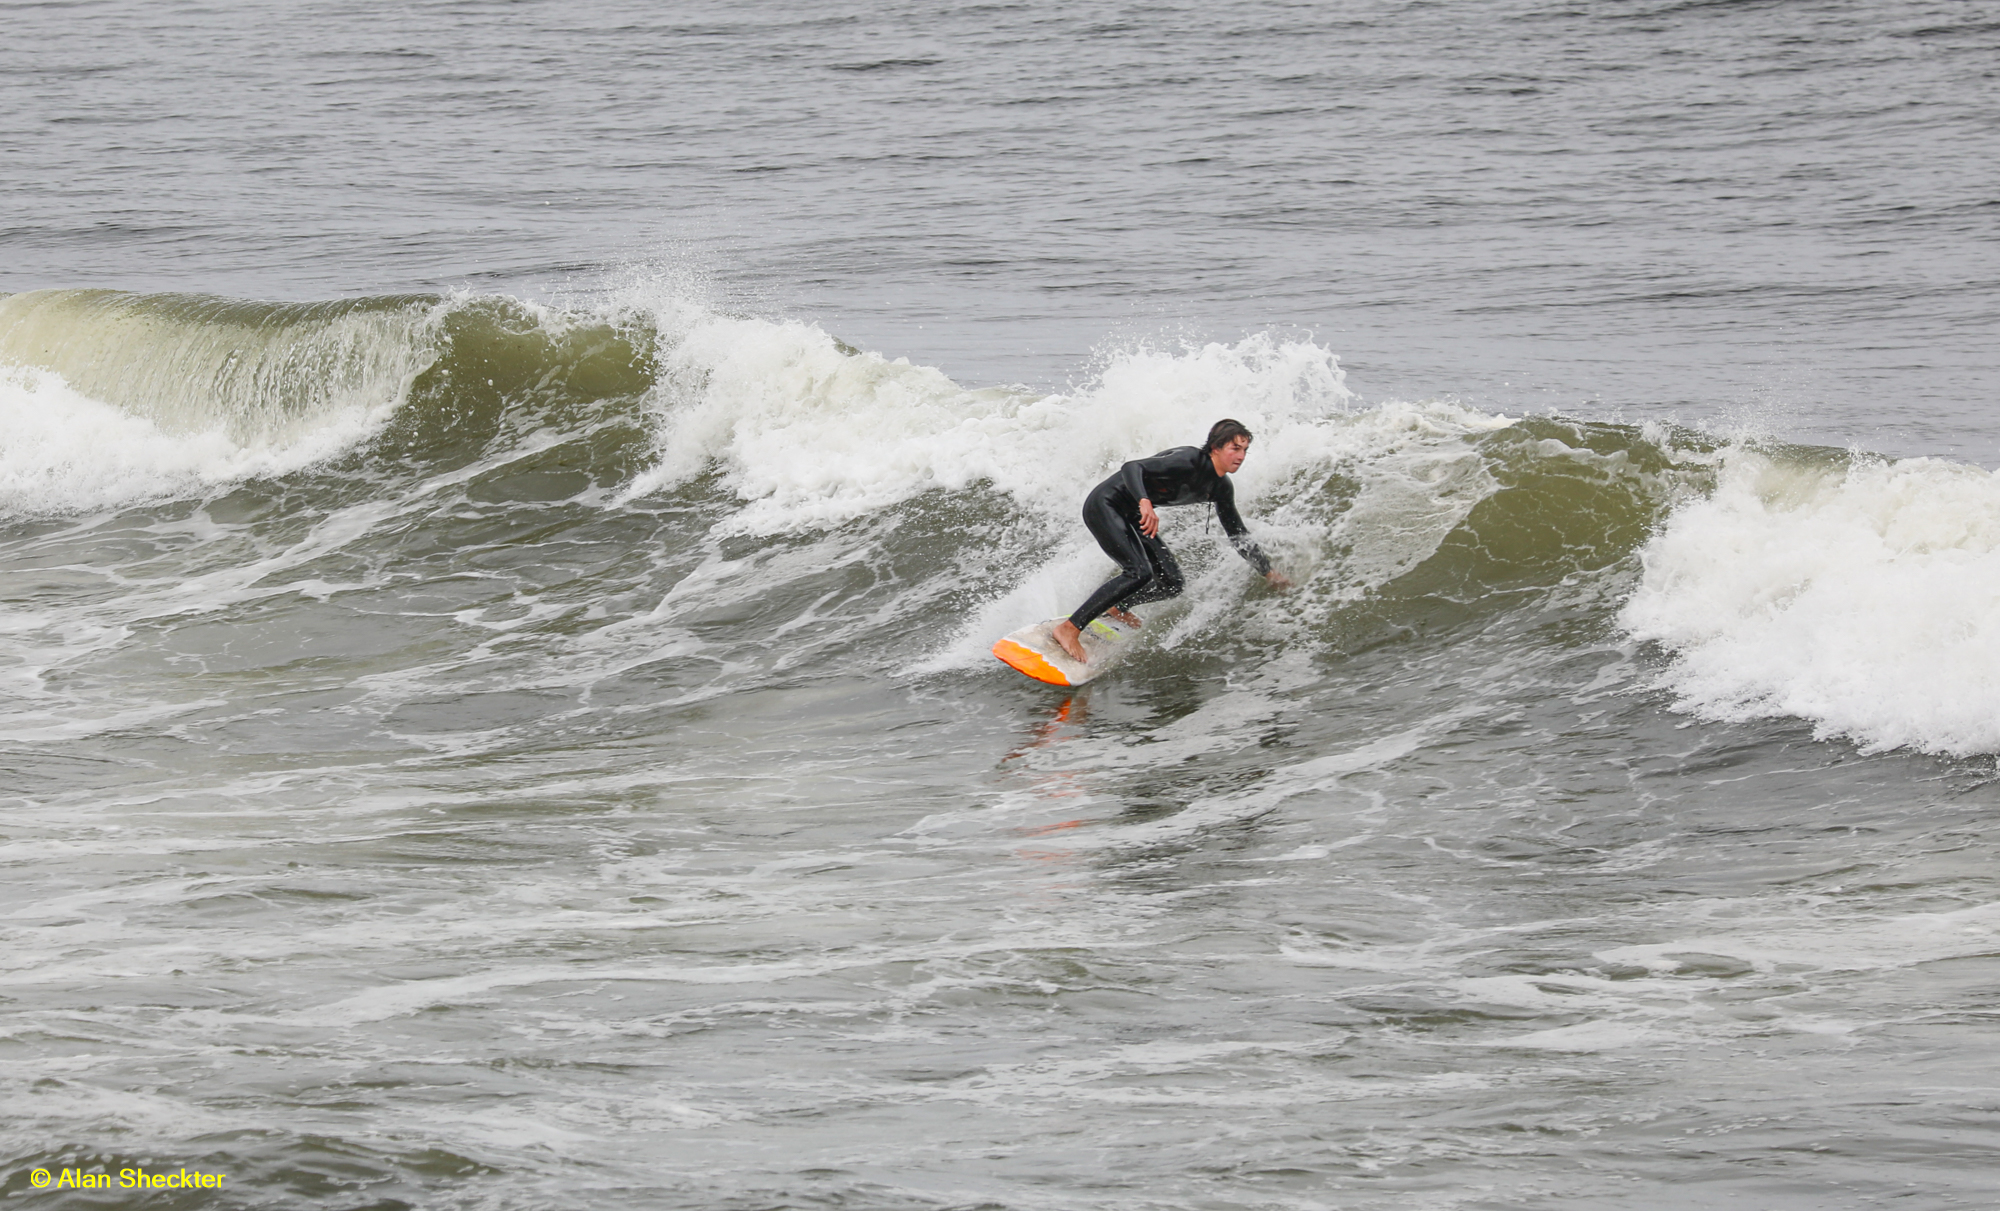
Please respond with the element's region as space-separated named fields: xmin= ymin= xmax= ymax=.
xmin=1068 ymin=445 xmax=1272 ymax=630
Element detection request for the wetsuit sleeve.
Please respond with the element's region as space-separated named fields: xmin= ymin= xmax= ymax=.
xmin=1118 ymin=458 xmax=1149 ymax=504
xmin=1212 ymin=478 xmax=1273 ymax=575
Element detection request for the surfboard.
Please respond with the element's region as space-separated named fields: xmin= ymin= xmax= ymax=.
xmin=991 ymin=617 xmax=1135 ymax=686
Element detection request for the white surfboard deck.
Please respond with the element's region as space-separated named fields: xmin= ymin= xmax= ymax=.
xmin=991 ymin=617 xmax=1135 ymax=687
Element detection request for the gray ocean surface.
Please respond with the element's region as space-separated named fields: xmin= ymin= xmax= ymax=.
xmin=5 ymin=2 xmax=2000 ymax=1208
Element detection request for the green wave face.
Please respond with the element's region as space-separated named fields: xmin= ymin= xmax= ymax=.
xmin=0 ymin=288 xmax=445 ymax=444
xmin=0 ymin=288 xmax=670 ymax=514
xmin=370 ymin=295 xmax=660 ymax=483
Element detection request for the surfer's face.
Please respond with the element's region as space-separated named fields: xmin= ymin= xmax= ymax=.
xmin=1211 ymin=435 xmax=1251 ymax=475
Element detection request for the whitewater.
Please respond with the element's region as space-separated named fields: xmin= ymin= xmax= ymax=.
xmin=7 ymin=2 xmax=2000 ymax=1209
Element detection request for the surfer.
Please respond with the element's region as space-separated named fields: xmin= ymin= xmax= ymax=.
xmin=1051 ymin=419 xmax=1291 ymax=663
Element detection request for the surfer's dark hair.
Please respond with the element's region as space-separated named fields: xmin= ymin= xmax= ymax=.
xmin=1206 ymin=418 xmax=1253 ymax=450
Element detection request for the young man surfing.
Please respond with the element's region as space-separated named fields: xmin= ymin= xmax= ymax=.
xmin=1051 ymin=419 xmax=1291 ymax=663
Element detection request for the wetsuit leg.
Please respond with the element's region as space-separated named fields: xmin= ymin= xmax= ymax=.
xmin=1119 ymin=534 xmax=1184 ymax=608
xmin=1068 ymin=494 xmax=1185 ymax=628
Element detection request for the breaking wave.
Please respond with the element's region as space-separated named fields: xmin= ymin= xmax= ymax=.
xmin=10 ymin=282 xmax=2000 ymax=757
xmin=1623 ymin=450 xmax=2000 ymax=756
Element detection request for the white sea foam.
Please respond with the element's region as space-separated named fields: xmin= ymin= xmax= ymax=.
xmin=0 ymin=362 xmax=393 ymax=515
xmin=1597 ymin=899 xmax=2000 ymax=976
xmin=1621 ymin=450 xmax=2000 ymax=755
xmin=628 ymin=312 xmax=1359 ymax=532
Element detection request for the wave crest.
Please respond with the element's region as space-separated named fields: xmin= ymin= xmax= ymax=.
xmin=1623 ymin=451 xmax=2000 ymax=755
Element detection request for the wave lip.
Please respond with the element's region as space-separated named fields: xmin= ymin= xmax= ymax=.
xmin=1622 ymin=451 xmax=2000 ymax=756
xmin=0 ymin=289 xmax=442 ymax=513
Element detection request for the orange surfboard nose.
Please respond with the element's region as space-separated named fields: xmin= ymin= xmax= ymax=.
xmin=992 ymin=637 xmax=1073 ymax=686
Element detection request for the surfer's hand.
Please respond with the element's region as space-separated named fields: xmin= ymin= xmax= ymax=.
xmin=1265 ymin=570 xmax=1292 ymax=591
xmin=1138 ymin=499 xmax=1158 ymax=537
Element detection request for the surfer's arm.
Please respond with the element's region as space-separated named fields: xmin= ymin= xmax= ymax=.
xmin=1117 ymin=458 xmax=1148 ymax=507
xmin=1213 ymin=481 xmax=1275 ymax=577
xmin=1113 ymin=457 xmax=1161 ymax=536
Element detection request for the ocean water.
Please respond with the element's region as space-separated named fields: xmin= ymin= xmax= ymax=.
xmin=5 ymin=2 xmax=2000 ymax=1208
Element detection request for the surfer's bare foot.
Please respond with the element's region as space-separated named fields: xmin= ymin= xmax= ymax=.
xmin=1051 ymin=619 xmax=1086 ymax=663
xmin=1105 ymin=607 xmax=1141 ymax=628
